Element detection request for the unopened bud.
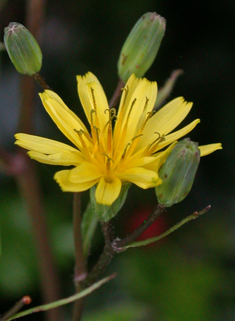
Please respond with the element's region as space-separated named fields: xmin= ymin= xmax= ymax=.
xmin=4 ymin=22 xmax=42 ymax=75
xmin=118 ymin=12 xmax=165 ymax=82
xmin=155 ymin=138 xmax=200 ymax=207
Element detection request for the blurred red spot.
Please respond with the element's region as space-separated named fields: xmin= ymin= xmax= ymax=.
xmin=125 ymin=205 xmax=167 ymax=247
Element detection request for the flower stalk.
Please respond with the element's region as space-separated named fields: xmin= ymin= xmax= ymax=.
xmin=81 ymin=221 xmax=116 ymax=288
xmin=113 ymin=204 xmax=166 ymax=250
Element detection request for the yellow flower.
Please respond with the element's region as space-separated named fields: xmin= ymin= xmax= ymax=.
xmin=15 ymin=72 xmax=222 ymax=205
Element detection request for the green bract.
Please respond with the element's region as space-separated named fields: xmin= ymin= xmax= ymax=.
xmin=118 ymin=12 xmax=165 ymax=82
xmin=4 ymin=22 xmax=42 ymax=75
xmin=155 ymin=138 xmax=200 ymax=207
xmin=90 ymin=184 xmax=131 ymax=222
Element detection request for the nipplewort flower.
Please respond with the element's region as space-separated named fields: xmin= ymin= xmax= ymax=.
xmin=15 ymin=72 xmax=222 ymax=205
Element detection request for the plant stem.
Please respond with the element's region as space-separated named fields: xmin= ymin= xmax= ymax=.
xmin=33 ymin=72 xmax=50 ymax=90
xmin=82 ymin=207 xmax=165 ymax=286
xmin=1 ymin=296 xmax=31 ymax=321
xmin=113 ymin=204 xmax=165 ymax=250
xmin=154 ymin=69 xmax=184 ymax=110
xmin=5 ymin=275 xmax=116 ymax=321
xmin=72 ymin=193 xmax=87 ymax=321
xmin=82 ymin=222 xmax=116 ymax=288
xmin=122 ymin=205 xmax=211 ymax=250
xmin=109 ymin=78 xmax=125 ymax=108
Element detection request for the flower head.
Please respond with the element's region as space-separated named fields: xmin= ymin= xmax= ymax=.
xmin=15 ymin=72 xmax=222 ymax=205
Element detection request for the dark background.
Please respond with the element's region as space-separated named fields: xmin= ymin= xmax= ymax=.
xmin=0 ymin=0 xmax=234 ymax=320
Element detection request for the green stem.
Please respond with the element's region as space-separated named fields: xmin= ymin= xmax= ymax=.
xmin=122 ymin=205 xmax=211 ymax=250
xmin=5 ymin=275 xmax=116 ymax=321
xmin=154 ymin=69 xmax=184 ymax=110
xmin=33 ymin=72 xmax=50 ymax=90
xmin=82 ymin=222 xmax=116 ymax=288
xmin=1 ymin=296 xmax=31 ymax=320
xmin=113 ymin=204 xmax=165 ymax=250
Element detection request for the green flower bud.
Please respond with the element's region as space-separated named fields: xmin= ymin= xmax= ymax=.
xmin=4 ymin=22 xmax=42 ymax=75
xmin=90 ymin=184 xmax=131 ymax=222
xmin=118 ymin=12 xmax=165 ymax=82
xmin=155 ymin=138 xmax=200 ymax=207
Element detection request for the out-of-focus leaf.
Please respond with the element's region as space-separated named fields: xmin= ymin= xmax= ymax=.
xmin=0 ymin=193 xmax=38 ymax=297
xmin=83 ymin=302 xmax=151 ymax=321
xmin=118 ymin=242 xmax=229 ymax=321
xmin=81 ymin=201 xmax=99 ymax=258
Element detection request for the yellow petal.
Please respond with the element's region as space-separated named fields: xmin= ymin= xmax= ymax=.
xmin=43 ymin=90 xmax=87 ymax=130
xmin=140 ymin=97 xmax=193 ymax=148
xmin=125 ymin=156 xmax=159 ymax=168
xmin=122 ymin=76 xmax=157 ymax=120
xmin=39 ymin=91 xmax=90 ymax=149
xmin=28 ymin=151 xmax=83 ymax=166
xmin=142 ymin=142 xmax=177 ymax=171
xmin=15 ymin=133 xmax=84 ymax=165
xmin=117 ymin=167 xmax=161 ymax=189
xmin=116 ymin=74 xmax=139 ymax=123
xmin=115 ymin=76 xmax=157 ymax=147
xmin=68 ymin=162 xmax=102 ymax=183
xmin=199 ymin=143 xmax=222 ymax=156
xmin=15 ymin=133 xmax=80 ymax=154
xmin=95 ymin=176 xmax=122 ymax=205
xmin=77 ymin=72 xmax=109 ymax=130
xmin=141 ymin=119 xmax=200 ymax=154
xmin=54 ymin=169 xmax=98 ymax=192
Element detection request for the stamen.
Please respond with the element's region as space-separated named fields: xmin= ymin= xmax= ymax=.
xmin=102 ymin=153 xmax=114 ymax=163
xmin=93 ymin=126 xmax=100 ymax=145
xmin=90 ymin=109 xmax=96 ymax=126
xmin=120 ymin=85 xmax=129 ymax=108
xmin=123 ymin=134 xmax=144 ymax=159
xmin=74 ymin=129 xmax=84 ymax=135
xmin=104 ymin=108 xmax=117 ymax=122
xmin=74 ymin=129 xmax=92 ymax=160
xmin=102 ymin=153 xmax=114 ymax=172
xmin=90 ymin=87 xmax=97 ymax=112
xmin=125 ymin=98 xmax=136 ymax=127
xmin=131 ymin=134 xmax=143 ymax=142
xmin=140 ymin=110 xmax=156 ymax=132
xmin=143 ymin=97 xmax=150 ymax=112
xmin=103 ymin=108 xmax=116 ymax=156
xmin=147 ymin=132 xmax=166 ymax=154
xmin=148 ymin=132 xmax=162 ymax=147
xmin=122 ymin=142 xmax=131 ymax=158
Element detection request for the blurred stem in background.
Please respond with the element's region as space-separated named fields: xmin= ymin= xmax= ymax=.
xmin=0 ymin=1 xmax=63 ymax=320
xmin=72 ymin=192 xmax=87 ymax=321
